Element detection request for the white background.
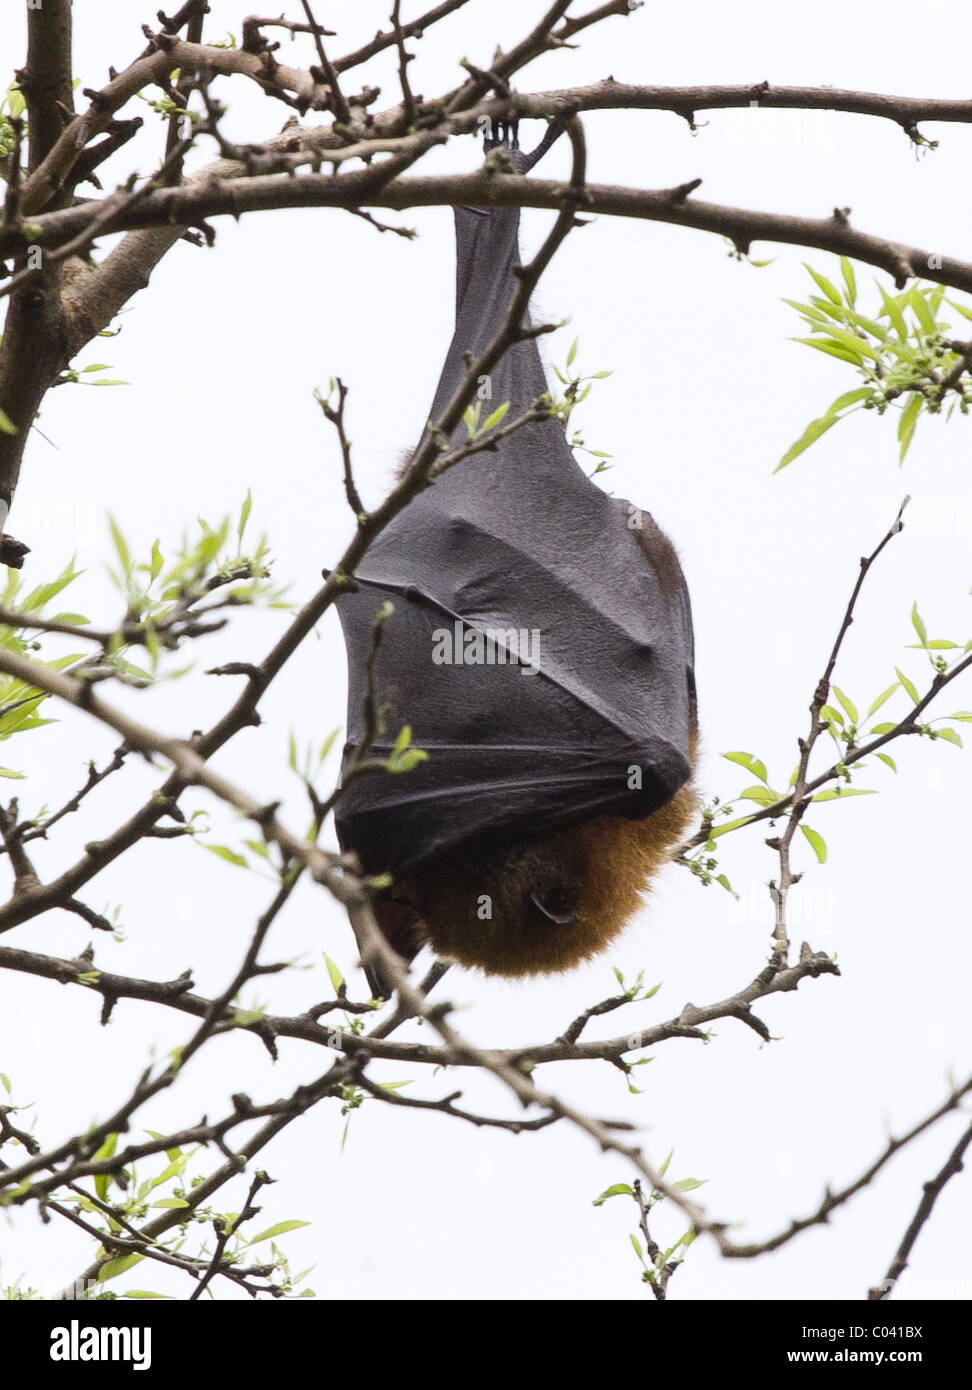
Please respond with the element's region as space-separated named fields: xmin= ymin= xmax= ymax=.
xmin=0 ymin=0 xmax=970 ymax=1301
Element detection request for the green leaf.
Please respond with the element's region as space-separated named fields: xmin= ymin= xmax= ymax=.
xmin=567 ymin=338 xmax=578 ymax=369
xmin=875 ymin=752 xmax=897 ymax=773
xmin=0 ymin=1073 xmax=10 ymax=1095
xmin=840 ymin=256 xmax=857 ymax=307
xmin=123 ymin=1291 xmax=172 ymax=1299
xmin=246 ymin=1219 xmax=311 ymax=1245
xmin=843 ymin=309 xmax=888 ymax=340
xmin=97 ymin=1253 xmax=145 ymax=1284
xmin=238 ymin=489 xmax=253 ymax=545
xmin=911 ymin=601 xmax=928 ymax=646
xmin=878 ymin=285 xmax=908 ymax=340
xmin=783 ymin=297 xmax=830 ymax=324
xmin=671 ymin=1177 xmax=707 ymax=1193
xmin=804 ymin=264 xmax=842 ymax=304
xmin=813 ymin=325 xmax=883 ymax=361
xmin=107 ymin=516 xmax=132 ymax=578
xmin=481 ymin=401 xmax=511 ymax=432
xmin=832 ymin=686 xmax=858 ymax=724
xmin=895 ymin=667 xmax=920 ymax=704
xmin=722 ymin=750 xmax=769 ymax=784
xmin=828 ymin=386 xmax=874 ymax=413
xmin=146 ymin=1156 xmax=186 ymax=1191
xmin=792 ymin=336 xmax=863 ymax=365
xmin=946 ymin=711 xmax=972 ymax=722
xmin=629 ymin=1233 xmax=645 ymax=1261
xmin=776 ymin=411 xmax=840 ymax=471
xmin=739 ymin=785 xmax=781 ymax=806
xmin=93 ymin=1133 xmax=118 ymax=1203
xmin=936 ymin=727 xmax=963 ymax=747
xmin=21 ymin=561 xmax=81 ymax=614
xmin=897 ymin=394 xmax=922 ymax=463
xmin=808 ymin=296 xmax=849 ymax=323
xmin=152 ymin=1197 xmax=190 ymax=1209
xmin=323 ymin=952 xmax=344 ymax=995
xmin=46 ymin=652 xmax=88 ymax=671
xmin=908 ymin=287 xmax=937 ymax=336
xmin=0 ymin=408 xmax=16 ymax=436
xmin=707 ymin=813 xmax=757 ymax=839
xmin=593 ymin=1184 xmax=635 ymax=1208
xmin=811 ymin=787 xmax=876 ymax=801
xmin=387 ymin=749 xmax=426 ymax=773
xmin=200 ymin=842 xmax=248 ymax=868
xmin=0 ymin=767 xmax=24 ymax=779
xmin=866 ymin=682 xmax=900 ymax=717
xmin=869 ymin=722 xmax=898 ymax=735
xmin=142 ymin=1132 xmax=183 ymax=1164
xmin=800 ymin=824 xmax=827 ymax=863
xmin=149 ymin=539 xmax=164 ymax=583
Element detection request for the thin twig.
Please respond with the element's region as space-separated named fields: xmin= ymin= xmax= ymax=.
xmin=299 ymin=0 xmax=351 ymax=125
xmin=317 ymin=377 xmax=363 ymax=517
xmin=767 ymin=497 xmax=910 ymax=961
xmin=391 ymin=1 xmax=417 ymax=127
xmin=869 ymin=1118 xmax=972 ymax=1300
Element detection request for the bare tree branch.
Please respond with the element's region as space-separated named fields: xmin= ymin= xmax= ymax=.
xmin=765 ymin=498 xmax=910 ymax=960
xmin=708 ymin=1078 xmax=972 ymax=1262
xmin=13 ymin=171 xmax=972 ymax=298
xmin=333 ymin=0 xmax=473 ymax=72
xmin=869 ymin=1117 xmax=972 ymax=1299
xmin=1 ymin=2 xmax=969 ymax=1301
xmin=298 ymin=0 xmax=351 ymax=125
xmin=19 ymin=0 xmax=74 ymax=180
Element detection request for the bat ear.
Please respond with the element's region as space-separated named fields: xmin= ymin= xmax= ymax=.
xmin=529 ymin=890 xmax=576 ymax=927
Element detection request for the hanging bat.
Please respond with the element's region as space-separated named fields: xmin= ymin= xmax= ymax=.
xmin=334 ymin=131 xmax=697 ymax=990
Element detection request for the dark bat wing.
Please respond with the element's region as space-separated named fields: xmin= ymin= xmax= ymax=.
xmin=335 ymin=182 xmax=695 ymax=877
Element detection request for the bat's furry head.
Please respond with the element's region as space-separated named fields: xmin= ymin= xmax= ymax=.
xmin=389 ymin=765 xmax=698 ymax=979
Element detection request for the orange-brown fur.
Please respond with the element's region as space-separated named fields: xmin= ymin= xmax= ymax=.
xmin=388 ymin=731 xmax=698 ymax=978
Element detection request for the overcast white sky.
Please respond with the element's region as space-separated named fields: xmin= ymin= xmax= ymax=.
xmin=1 ymin=0 xmax=970 ymax=1302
